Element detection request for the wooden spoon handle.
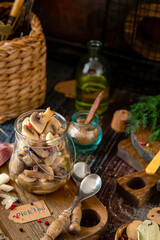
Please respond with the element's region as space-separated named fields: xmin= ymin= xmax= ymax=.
xmin=7 ymin=0 xmax=24 ymax=25
xmin=84 ymin=91 xmax=104 ymax=124
xmin=69 ymin=196 xmax=82 ymax=234
xmin=40 ymin=210 xmax=71 ymax=240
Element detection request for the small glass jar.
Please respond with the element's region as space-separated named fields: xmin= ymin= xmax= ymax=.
xmin=68 ymin=111 xmax=102 ymax=154
xmin=9 ymin=109 xmax=76 ymax=194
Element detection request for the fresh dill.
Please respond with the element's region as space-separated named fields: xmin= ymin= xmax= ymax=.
xmin=126 ymin=95 xmax=160 ymax=141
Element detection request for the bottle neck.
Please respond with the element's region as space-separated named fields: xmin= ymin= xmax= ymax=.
xmin=87 ymin=40 xmax=102 ymax=58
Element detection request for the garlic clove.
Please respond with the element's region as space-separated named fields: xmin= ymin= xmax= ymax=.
xmin=0 ymin=184 xmax=14 ymax=192
xmin=0 ymin=173 xmax=10 ymax=185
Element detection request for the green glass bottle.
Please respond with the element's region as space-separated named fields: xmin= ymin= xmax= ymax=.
xmin=75 ymin=40 xmax=110 ymax=115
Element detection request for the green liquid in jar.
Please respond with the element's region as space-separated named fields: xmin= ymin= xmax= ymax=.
xmin=75 ymin=74 xmax=109 ymax=115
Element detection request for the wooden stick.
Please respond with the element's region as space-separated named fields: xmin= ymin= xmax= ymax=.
xmin=84 ymin=91 xmax=104 ymax=124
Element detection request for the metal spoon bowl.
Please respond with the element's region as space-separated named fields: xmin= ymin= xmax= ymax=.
xmin=72 ymin=161 xmax=91 ymax=182
xmin=69 ymin=173 xmax=102 ymax=211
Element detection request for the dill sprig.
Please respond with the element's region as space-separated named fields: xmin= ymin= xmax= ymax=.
xmin=126 ymin=95 xmax=160 ymax=141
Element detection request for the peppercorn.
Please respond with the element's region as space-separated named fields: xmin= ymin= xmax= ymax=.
xmin=45 ymin=221 xmax=50 ymax=226
xmin=19 ymin=228 xmax=24 ymax=232
xmin=10 ymin=202 xmax=16 ymax=210
xmin=28 ymin=122 xmax=32 ymax=128
xmin=37 ymin=219 xmax=42 ymax=223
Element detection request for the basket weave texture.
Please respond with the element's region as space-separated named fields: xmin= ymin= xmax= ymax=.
xmin=0 ymin=2 xmax=47 ymax=124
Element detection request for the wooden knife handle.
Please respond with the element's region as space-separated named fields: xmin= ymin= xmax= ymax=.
xmin=40 ymin=209 xmax=71 ymax=240
xmin=69 ymin=199 xmax=82 ymax=234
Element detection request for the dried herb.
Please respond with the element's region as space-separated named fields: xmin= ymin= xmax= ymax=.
xmin=126 ymin=95 xmax=160 ymax=141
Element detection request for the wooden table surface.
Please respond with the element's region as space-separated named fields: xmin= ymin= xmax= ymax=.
xmin=0 ymin=57 xmax=160 ymax=240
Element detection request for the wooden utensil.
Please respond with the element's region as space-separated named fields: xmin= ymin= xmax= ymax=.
xmin=117 ymin=138 xmax=160 ymax=208
xmin=0 ymin=0 xmax=24 ymax=40
xmin=41 ymin=174 xmax=102 ymax=240
xmin=84 ymin=91 xmax=104 ymax=124
xmin=69 ymin=162 xmax=91 ymax=234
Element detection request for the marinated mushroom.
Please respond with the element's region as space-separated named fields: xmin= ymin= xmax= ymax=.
xmin=24 ymin=164 xmax=54 ymax=180
xmin=30 ymin=107 xmax=54 ymax=134
xmin=44 ymin=149 xmax=58 ymax=166
xmin=43 ymin=116 xmax=61 ymax=136
xmin=9 ymin=157 xmax=25 ymax=179
xmin=22 ymin=125 xmax=39 ymax=141
xmin=22 ymin=151 xmax=42 ymax=167
xmin=32 ymin=148 xmax=50 ymax=159
xmin=16 ymin=174 xmax=37 ymax=192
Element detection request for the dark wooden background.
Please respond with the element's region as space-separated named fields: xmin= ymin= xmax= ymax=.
xmin=1 ymin=0 xmax=160 ymax=94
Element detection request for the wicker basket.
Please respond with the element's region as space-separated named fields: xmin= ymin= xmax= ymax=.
xmin=0 ymin=2 xmax=47 ymax=124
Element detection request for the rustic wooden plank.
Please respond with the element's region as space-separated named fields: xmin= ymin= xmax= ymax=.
xmin=0 ymin=163 xmax=108 ymax=240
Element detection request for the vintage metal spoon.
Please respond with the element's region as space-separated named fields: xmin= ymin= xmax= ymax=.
xmin=72 ymin=161 xmax=91 ymax=184
xmin=69 ymin=162 xmax=91 ymax=234
xmin=40 ymin=174 xmax=102 ymax=240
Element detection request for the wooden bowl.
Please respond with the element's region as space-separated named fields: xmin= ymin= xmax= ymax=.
xmin=114 ymin=223 xmax=129 ymax=240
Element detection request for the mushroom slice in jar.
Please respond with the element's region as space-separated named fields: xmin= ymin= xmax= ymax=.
xmin=45 ymin=148 xmax=58 ymax=166
xmin=30 ymin=107 xmax=54 ymax=134
xmin=24 ymin=164 xmax=54 ymax=180
xmin=50 ymin=156 xmax=66 ymax=170
xmin=22 ymin=117 xmax=30 ymax=126
xmin=43 ymin=116 xmax=61 ymax=136
xmin=32 ymin=148 xmax=50 ymax=159
xmin=54 ymin=167 xmax=68 ymax=176
xmin=9 ymin=157 xmax=25 ymax=179
xmin=22 ymin=124 xmax=40 ymax=141
xmin=16 ymin=174 xmax=37 ymax=192
xmin=22 ymin=151 xmax=42 ymax=167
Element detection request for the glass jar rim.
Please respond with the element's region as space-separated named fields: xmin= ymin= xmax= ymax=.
xmin=72 ymin=110 xmax=99 ymax=126
xmin=14 ymin=109 xmax=68 ymax=148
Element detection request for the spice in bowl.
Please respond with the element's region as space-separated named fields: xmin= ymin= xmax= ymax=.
xmin=68 ymin=111 xmax=102 ymax=154
xmin=68 ymin=91 xmax=103 ymax=154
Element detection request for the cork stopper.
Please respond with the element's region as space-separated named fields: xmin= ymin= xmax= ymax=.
xmin=111 ymin=109 xmax=129 ymax=132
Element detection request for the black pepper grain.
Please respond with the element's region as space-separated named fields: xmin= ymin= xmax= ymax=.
xmin=19 ymin=228 xmax=24 ymax=232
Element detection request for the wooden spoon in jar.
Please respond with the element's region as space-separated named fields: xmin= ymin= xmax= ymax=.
xmin=84 ymin=91 xmax=104 ymax=124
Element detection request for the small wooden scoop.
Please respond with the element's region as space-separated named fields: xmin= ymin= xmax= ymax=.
xmin=117 ymin=150 xmax=160 ymax=208
xmin=0 ymin=0 xmax=24 ymax=40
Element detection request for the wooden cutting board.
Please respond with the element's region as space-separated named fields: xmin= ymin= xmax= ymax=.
xmin=0 ymin=163 xmax=108 ymax=240
xmin=116 ymin=137 xmax=160 ymax=208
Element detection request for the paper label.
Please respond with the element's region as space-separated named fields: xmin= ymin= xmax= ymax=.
xmin=8 ymin=200 xmax=51 ymax=223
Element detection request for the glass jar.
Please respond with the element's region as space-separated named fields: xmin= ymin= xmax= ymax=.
xmin=75 ymin=40 xmax=110 ymax=115
xmin=68 ymin=111 xmax=102 ymax=154
xmin=9 ymin=109 xmax=76 ymax=194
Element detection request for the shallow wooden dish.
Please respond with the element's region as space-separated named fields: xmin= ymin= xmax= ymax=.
xmin=130 ymin=127 xmax=160 ymax=162
xmin=114 ymin=223 xmax=128 ymax=240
